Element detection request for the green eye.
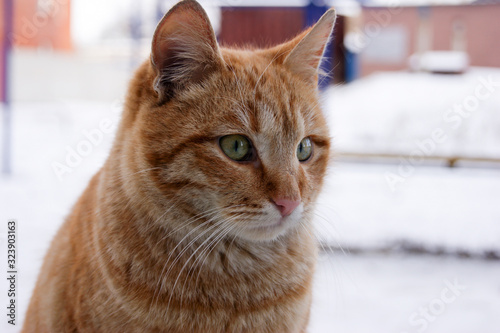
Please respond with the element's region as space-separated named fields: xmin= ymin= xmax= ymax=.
xmin=219 ymin=135 xmax=252 ymax=161
xmin=297 ymin=137 xmax=312 ymax=162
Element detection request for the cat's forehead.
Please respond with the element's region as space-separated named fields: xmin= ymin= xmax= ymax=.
xmin=207 ymin=81 xmax=305 ymax=140
xmin=175 ymin=48 xmax=327 ymax=143
xmin=221 ymin=59 xmax=323 ymax=138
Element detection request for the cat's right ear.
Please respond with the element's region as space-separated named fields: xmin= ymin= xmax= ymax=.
xmin=151 ymin=0 xmax=223 ymax=102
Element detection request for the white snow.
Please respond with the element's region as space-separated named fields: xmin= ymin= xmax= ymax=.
xmin=323 ymin=68 xmax=500 ymax=158
xmin=310 ymin=253 xmax=500 ymax=333
xmin=317 ymin=68 xmax=500 ymax=254
xmin=315 ymin=162 xmax=500 ymax=254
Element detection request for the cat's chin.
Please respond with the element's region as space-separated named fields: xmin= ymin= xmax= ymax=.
xmin=238 ymin=211 xmax=303 ymax=242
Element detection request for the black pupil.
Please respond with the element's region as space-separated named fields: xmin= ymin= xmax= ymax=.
xmin=234 ymin=139 xmax=239 ymax=152
xmin=299 ymin=142 xmax=303 ymax=153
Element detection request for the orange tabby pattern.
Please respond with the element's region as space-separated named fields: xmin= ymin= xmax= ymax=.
xmin=22 ymin=1 xmax=336 ymax=332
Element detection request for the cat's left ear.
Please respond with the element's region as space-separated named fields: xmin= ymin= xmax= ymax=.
xmin=283 ymin=9 xmax=336 ymax=85
xmin=151 ymin=0 xmax=223 ymax=102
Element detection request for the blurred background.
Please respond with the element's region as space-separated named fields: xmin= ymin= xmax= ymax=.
xmin=1 ymin=0 xmax=499 ymax=332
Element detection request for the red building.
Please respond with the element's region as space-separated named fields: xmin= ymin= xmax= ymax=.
xmin=359 ymin=1 xmax=500 ymax=76
xmin=1 ymin=0 xmax=71 ymax=50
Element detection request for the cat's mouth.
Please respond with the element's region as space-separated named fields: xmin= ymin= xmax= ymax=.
xmin=235 ymin=204 xmax=304 ymax=241
xmin=247 ymin=212 xmax=300 ymax=234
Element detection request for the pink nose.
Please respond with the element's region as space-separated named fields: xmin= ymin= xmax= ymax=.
xmin=272 ymin=198 xmax=301 ymax=217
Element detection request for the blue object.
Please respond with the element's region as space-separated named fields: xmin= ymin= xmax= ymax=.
xmin=305 ymin=0 xmax=332 ymax=90
xmin=345 ymin=49 xmax=358 ymax=83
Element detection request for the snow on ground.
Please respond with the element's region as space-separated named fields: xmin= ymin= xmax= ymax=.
xmin=310 ymin=252 xmax=500 ymax=333
xmin=316 ymin=162 xmax=500 ymax=255
xmin=1 ymin=68 xmax=500 ymax=331
xmin=317 ymin=68 xmax=500 ymax=255
xmin=0 ymin=101 xmax=120 ymax=332
xmin=323 ymin=68 xmax=500 ymax=158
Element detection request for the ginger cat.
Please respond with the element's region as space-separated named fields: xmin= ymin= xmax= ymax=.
xmin=23 ymin=1 xmax=336 ymax=332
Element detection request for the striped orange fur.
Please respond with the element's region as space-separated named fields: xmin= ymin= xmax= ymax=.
xmin=23 ymin=1 xmax=336 ymax=332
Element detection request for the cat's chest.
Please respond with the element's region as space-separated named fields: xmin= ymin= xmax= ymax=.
xmin=158 ymin=240 xmax=314 ymax=304
xmin=141 ymin=252 xmax=313 ymax=333
xmin=108 ymin=237 xmax=315 ymax=332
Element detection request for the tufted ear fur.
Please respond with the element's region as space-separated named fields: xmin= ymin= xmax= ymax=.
xmin=151 ymin=0 xmax=223 ymax=102
xmin=282 ymin=9 xmax=336 ymax=85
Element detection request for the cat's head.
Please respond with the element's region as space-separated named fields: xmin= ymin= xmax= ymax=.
xmin=122 ymin=0 xmax=335 ymax=242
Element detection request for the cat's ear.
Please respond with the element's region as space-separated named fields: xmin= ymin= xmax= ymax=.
xmin=282 ymin=9 xmax=336 ymax=85
xmin=151 ymin=0 xmax=223 ymax=101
